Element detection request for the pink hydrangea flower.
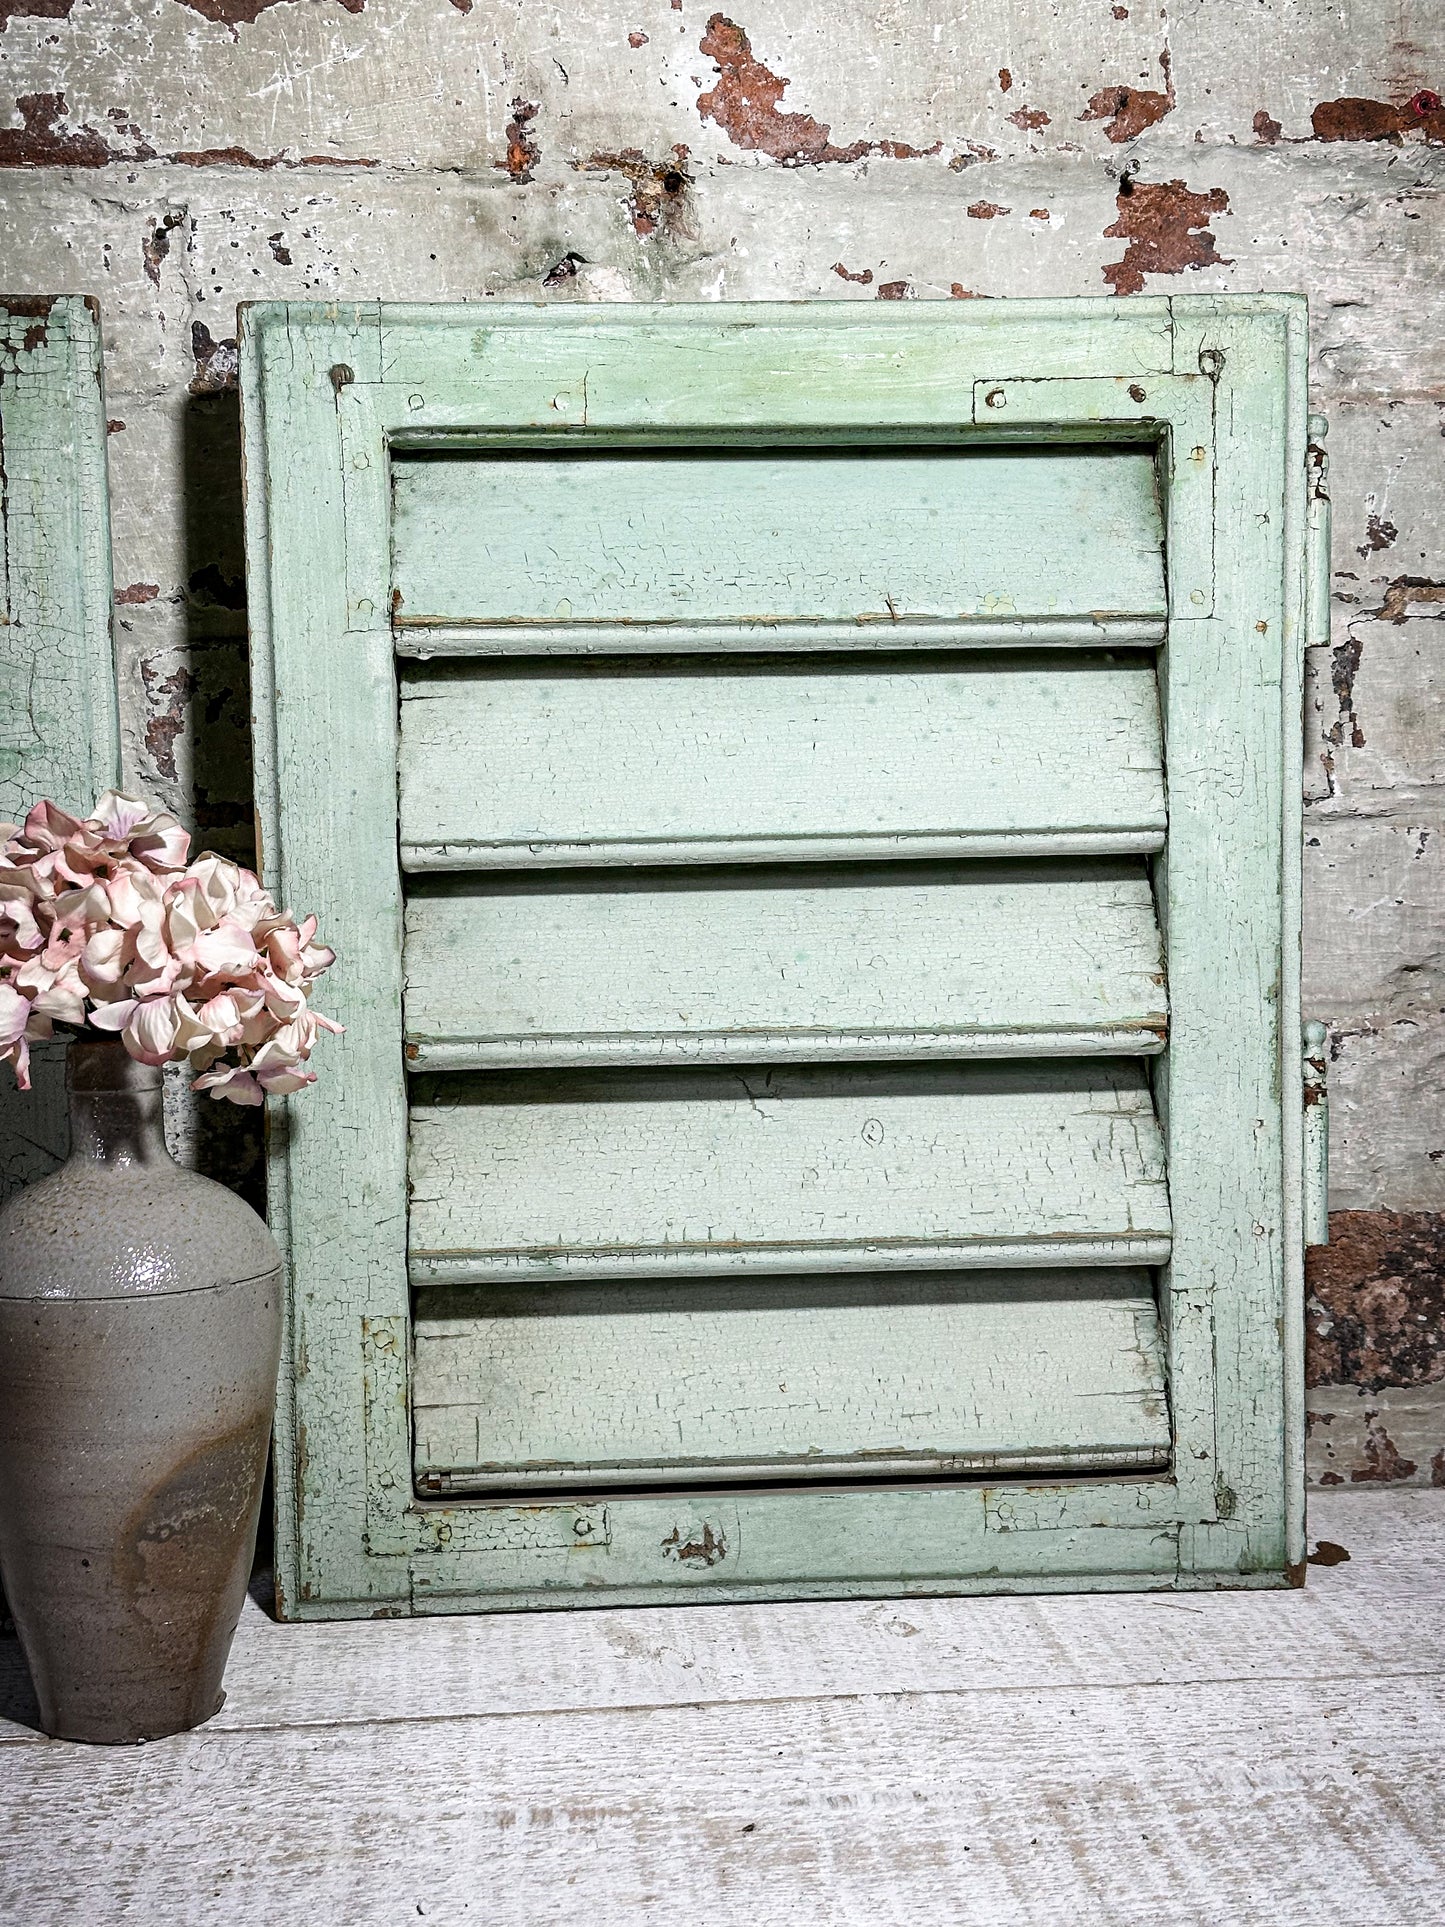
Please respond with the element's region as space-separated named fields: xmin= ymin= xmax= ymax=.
xmin=0 ymin=791 xmax=340 ymax=1103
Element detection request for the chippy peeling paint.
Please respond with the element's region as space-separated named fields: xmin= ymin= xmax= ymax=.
xmin=1080 ymin=52 xmax=1175 ymax=143
xmin=0 ymin=0 xmax=1440 ymax=1490
xmin=1102 ymin=179 xmax=1232 ymax=296
xmin=697 ymin=14 xmax=941 ymax=165
xmin=499 ymin=99 xmax=539 ymax=184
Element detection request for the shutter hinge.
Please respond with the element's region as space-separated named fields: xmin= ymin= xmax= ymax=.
xmin=1303 ymin=1020 xmax=1329 ymax=1248
xmin=1305 ymin=413 xmax=1331 ymax=651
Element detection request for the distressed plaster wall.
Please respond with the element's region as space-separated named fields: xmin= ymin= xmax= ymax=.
xmin=0 ymin=0 xmax=1441 ymax=1484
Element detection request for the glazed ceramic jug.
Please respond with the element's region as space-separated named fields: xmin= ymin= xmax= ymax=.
xmin=0 ymin=1036 xmax=282 ymax=1743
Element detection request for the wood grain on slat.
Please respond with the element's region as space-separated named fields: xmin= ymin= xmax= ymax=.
xmin=403 ymin=859 xmax=1168 ymax=1069
xmin=398 ymin=653 xmax=1165 ymax=870
xmin=407 ymin=1060 xmax=1172 ymax=1282
xmin=390 ymin=443 xmax=1166 ymax=628
xmin=412 ymin=1270 xmax=1169 ymax=1490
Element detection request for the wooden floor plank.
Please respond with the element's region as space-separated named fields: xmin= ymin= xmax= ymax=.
xmin=1 ymin=1492 xmax=1440 ymax=1740
xmin=3 ymin=1675 xmax=1442 ymax=1926
xmin=2 ymin=1494 xmax=1442 ymax=1926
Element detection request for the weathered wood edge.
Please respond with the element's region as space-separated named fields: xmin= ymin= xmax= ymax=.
xmin=400 ymin=830 xmax=1169 ymax=871
xmin=1281 ymin=299 xmax=1309 ymax=1573
xmin=0 ymin=295 xmax=118 ymax=1205
xmin=1171 ymin=291 xmax=1306 ymax=1580
xmin=409 ymin=1236 xmax=1178 ymax=1286
xmin=394 ymin=616 xmax=1169 ymax=652
xmin=0 ymin=293 xmax=118 ymax=815
xmin=241 ymin=301 xmax=413 ymax=1620
xmin=404 ymin=1029 xmax=1169 ymax=1072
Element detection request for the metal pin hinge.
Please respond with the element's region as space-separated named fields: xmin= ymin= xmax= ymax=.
xmin=1303 ymin=1020 xmax=1329 ymax=1247
xmin=1306 ymin=413 xmax=1331 ymax=652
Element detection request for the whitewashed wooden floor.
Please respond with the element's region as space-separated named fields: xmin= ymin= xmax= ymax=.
xmin=3 ymin=1488 xmax=1444 ymax=1926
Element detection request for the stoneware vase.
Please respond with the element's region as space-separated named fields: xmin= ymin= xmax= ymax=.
xmin=0 ymin=1036 xmax=282 ymax=1744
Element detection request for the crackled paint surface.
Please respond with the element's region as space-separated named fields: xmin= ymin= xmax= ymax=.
xmin=0 ymin=0 xmax=1440 ymax=1482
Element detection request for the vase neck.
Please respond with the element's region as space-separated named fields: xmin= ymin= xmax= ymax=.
xmin=66 ymin=1038 xmax=170 ymax=1171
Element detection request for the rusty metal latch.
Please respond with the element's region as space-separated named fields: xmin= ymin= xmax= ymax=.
xmin=1303 ymin=1021 xmax=1329 ymax=1247
xmin=1306 ymin=414 xmax=1331 ymax=651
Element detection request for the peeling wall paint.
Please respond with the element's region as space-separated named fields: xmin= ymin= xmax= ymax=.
xmin=1080 ymin=51 xmax=1174 ymax=143
xmin=697 ymin=14 xmax=941 ymax=165
xmin=0 ymin=0 xmax=1441 ymax=1485
xmin=1102 ymin=177 xmax=1230 ymax=295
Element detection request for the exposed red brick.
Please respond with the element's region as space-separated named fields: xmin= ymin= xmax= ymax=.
xmin=698 ymin=14 xmax=940 ymax=165
xmin=0 ymin=91 xmax=137 ymax=166
xmin=1311 ymin=92 xmax=1445 ymax=143
xmin=499 ymin=98 xmax=539 ymax=184
xmin=1006 ymin=105 xmax=1050 ymax=130
xmin=967 ymin=200 xmax=1009 ymax=218
xmin=172 ymin=0 xmax=363 ymax=22
xmin=1080 ymin=49 xmax=1174 ymax=142
xmin=1308 ymin=1210 xmax=1445 ymax=1389
xmin=0 ymin=99 xmax=375 ymax=170
xmin=0 ymin=0 xmax=73 ymax=29
xmin=168 ymin=145 xmax=376 ymax=168
xmin=116 ymin=583 xmax=160 ymax=605
xmin=875 ymin=280 xmax=911 ymax=299
xmin=1359 ymin=511 xmax=1398 ymax=556
xmin=1253 ymin=108 xmax=1282 ymax=143
xmin=1349 ymin=1413 xmax=1418 ymax=1483
xmin=1102 ymin=176 xmax=1231 ymax=295
xmin=831 ymin=262 xmax=873 ymax=284
xmin=998 ymin=67 xmax=1012 ymax=92
xmin=171 ymin=145 xmax=274 ymax=167
xmin=1379 ymin=576 xmax=1445 ymax=623
xmin=139 ymin=659 xmax=194 ymax=784
xmin=948 ymin=139 xmax=998 ymax=170
xmin=628 ymin=29 xmax=647 ymax=46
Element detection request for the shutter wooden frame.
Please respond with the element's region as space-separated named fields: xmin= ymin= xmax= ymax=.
xmin=241 ymin=296 xmax=1307 ymax=1620
xmin=0 ymin=295 xmax=119 ymax=1204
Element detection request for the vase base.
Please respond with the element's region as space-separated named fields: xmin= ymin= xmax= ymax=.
xmin=41 ymin=1687 xmax=227 ymax=1746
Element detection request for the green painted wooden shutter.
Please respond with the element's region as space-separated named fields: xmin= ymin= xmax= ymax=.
xmin=242 ymin=298 xmax=1308 ymax=1617
xmin=0 ymin=296 xmax=118 ymax=1203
